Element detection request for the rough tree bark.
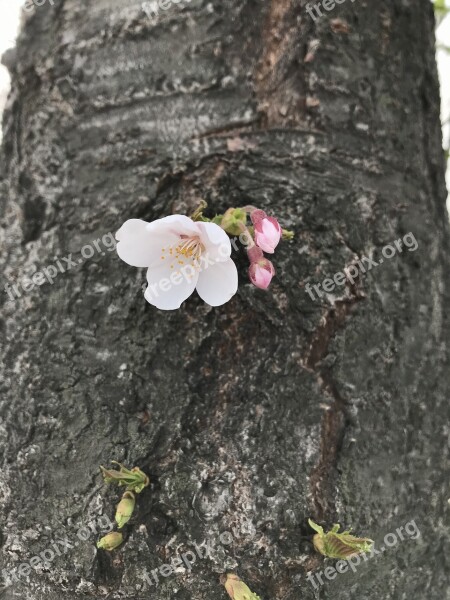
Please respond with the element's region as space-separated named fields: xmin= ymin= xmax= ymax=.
xmin=0 ymin=0 xmax=448 ymax=599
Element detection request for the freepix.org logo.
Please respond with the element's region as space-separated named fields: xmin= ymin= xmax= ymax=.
xmin=1 ymin=515 xmax=114 ymax=588
xmin=305 ymin=232 xmax=418 ymax=301
xmin=306 ymin=0 xmax=358 ymax=21
xmin=3 ymin=232 xmax=116 ymax=304
xmin=24 ymin=0 xmax=56 ymax=12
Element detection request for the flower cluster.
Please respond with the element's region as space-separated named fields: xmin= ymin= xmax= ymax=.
xmin=246 ymin=209 xmax=281 ymax=290
xmin=115 ymin=203 xmax=292 ymax=310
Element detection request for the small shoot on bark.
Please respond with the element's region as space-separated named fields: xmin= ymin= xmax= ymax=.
xmin=97 ymin=463 xmax=149 ymax=551
xmin=221 ymin=573 xmax=261 ymax=600
xmin=308 ymin=519 xmax=373 ymax=559
xmin=97 ymin=531 xmax=124 ymax=551
xmin=115 ymin=491 xmax=136 ymax=529
xmin=100 ymin=461 xmax=149 ymax=493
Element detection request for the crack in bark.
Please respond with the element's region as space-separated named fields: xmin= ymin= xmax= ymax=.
xmin=306 ymin=284 xmax=365 ymax=521
xmin=254 ymin=0 xmax=307 ymax=127
xmin=191 ymin=119 xmax=260 ymax=140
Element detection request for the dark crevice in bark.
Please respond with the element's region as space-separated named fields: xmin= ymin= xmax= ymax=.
xmin=306 ymin=281 xmax=365 ymax=522
xmin=254 ymin=0 xmax=307 ymax=128
xmin=192 ymin=118 xmax=261 ymax=140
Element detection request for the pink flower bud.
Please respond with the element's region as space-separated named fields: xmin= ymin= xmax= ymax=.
xmin=251 ymin=210 xmax=282 ymax=254
xmin=249 ymin=209 xmax=267 ymax=226
xmin=248 ymin=259 xmax=275 ymax=290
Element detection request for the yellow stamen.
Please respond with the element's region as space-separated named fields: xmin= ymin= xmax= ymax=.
xmin=160 ymin=236 xmax=204 ymax=272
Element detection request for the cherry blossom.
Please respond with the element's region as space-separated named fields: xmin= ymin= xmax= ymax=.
xmin=116 ymin=216 xmax=238 ymax=310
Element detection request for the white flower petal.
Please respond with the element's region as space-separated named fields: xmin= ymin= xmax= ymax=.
xmin=146 ymin=215 xmax=199 ymax=238
xmin=116 ymin=219 xmax=179 ymax=268
xmin=196 ymin=258 xmax=238 ymax=307
xmin=196 ymin=221 xmax=232 ymax=261
xmin=145 ymin=263 xmax=199 ymax=310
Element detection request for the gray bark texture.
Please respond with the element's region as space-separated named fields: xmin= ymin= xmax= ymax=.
xmin=0 ymin=0 xmax=449 ymax=599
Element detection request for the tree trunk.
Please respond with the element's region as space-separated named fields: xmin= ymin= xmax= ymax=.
xmin=0 ymin=1 xmax=448 ymax=599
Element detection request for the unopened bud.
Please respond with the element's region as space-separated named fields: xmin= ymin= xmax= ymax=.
xmin=97 ymin=531 xmax=123 ymax=551
xmin=220 ymin=208 xmax=247 ymax=236
xmin=251 ymin=210 xmax=282 ymax=254
xmin=221 ymin=573 xmax=261 ymax=600
xmin=248 ymin=258 xmax=275 ymax=290
xmin=115 ymin=491 xmax=136 ymax=529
